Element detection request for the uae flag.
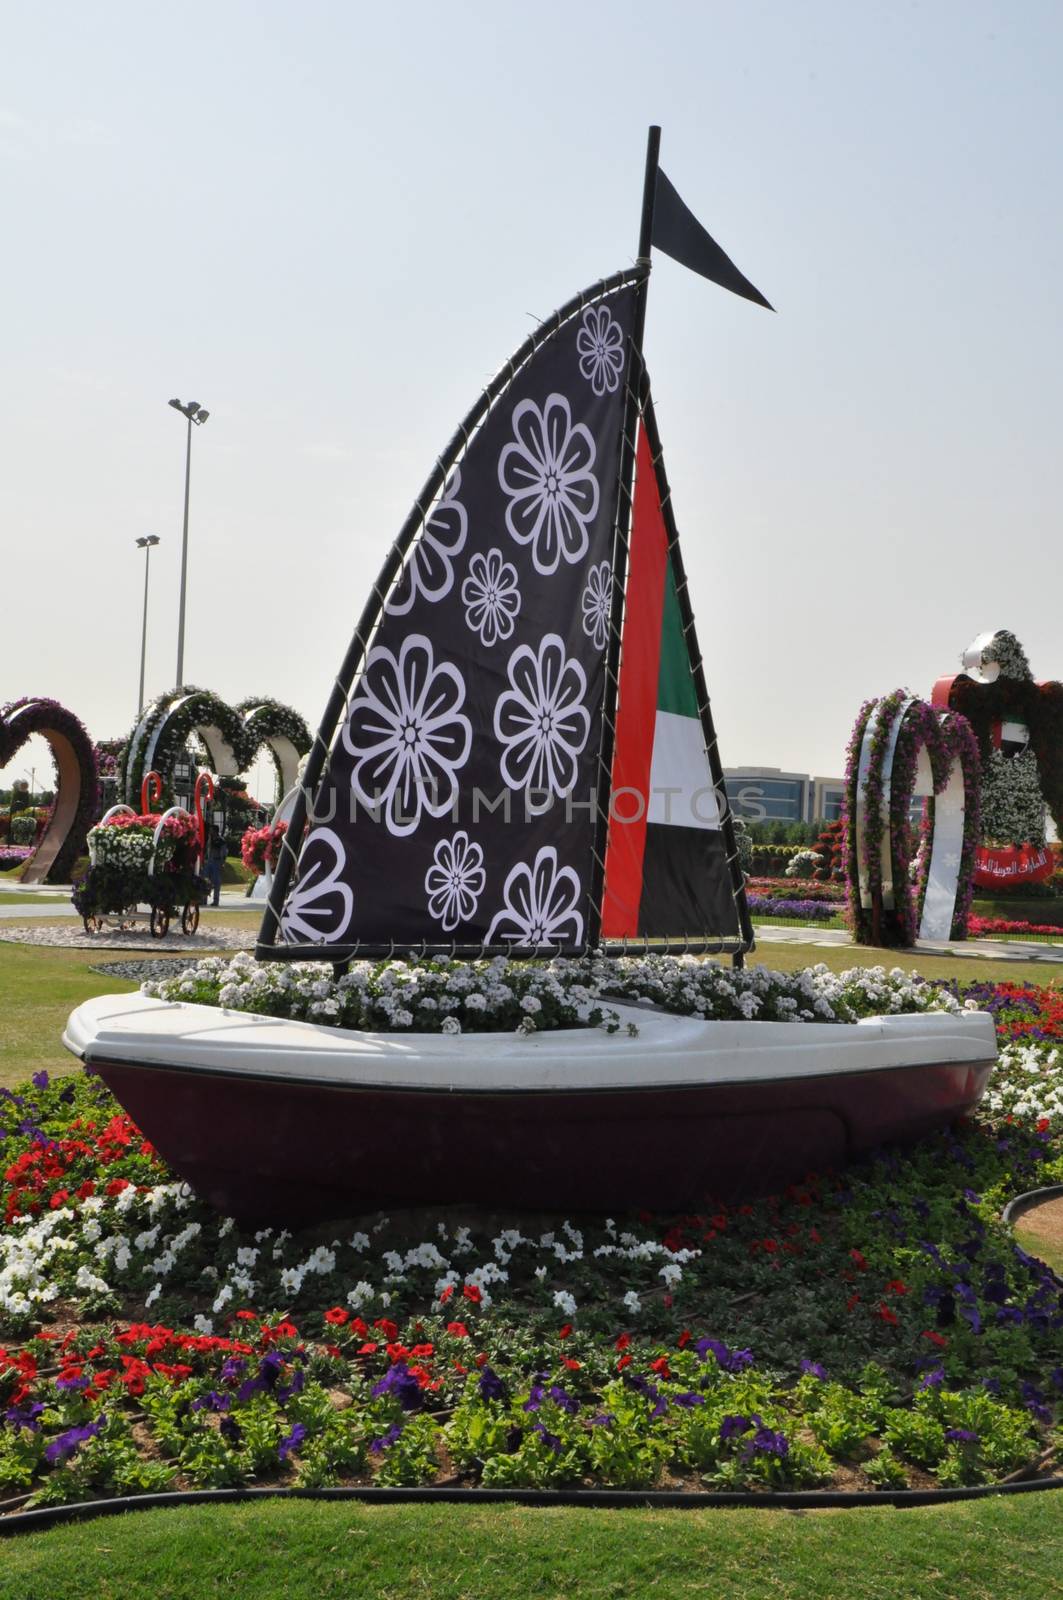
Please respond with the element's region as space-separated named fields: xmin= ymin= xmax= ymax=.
xmin=601 ymin=420 xmax=741 ymax=941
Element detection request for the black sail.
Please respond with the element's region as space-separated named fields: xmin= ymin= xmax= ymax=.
xmin=260 ymin=275 xmax=641 ymax=958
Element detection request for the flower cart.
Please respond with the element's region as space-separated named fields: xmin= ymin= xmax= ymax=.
xmin=73 ymin=772 xmax=213 ymax=937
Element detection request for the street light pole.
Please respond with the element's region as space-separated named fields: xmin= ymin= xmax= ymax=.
xmin=135 ymin=535 xmax=160 ymax=715
xmin=168 ymin=398 xmax=210 ymax=689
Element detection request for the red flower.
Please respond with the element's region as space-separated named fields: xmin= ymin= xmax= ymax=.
xmin=874 ymin=1302 xmax=899 ymax=1326
xmin=105 ymin=1178 xmax=130 ymax=1197
xmin=1037 ymin=1117 xmax=1051 ymax=1132
xmin=235 ymin=1310 xmax=258 ymax=1322
xmin=446 ymin=1322 xmax=469 ymax=1339
xmin=474 ymin=1352 xmax=489 ymax=1368
xmin=357 ymin=1342 xmax=378 ymax=1356
xmin=463 ymin=1285 xmax=482 ymax=1305
xmin=849 ymin=1248 xmax=868 ymax=1271
xmin=922 ymin=1330 xmax=948 ymax=1348
xmin=439 ymin=1285 xmax=455 ymax=1304
xmin=677 ymin=1329 xmax=692 ymax=1349
xmin=561 ymin=1357 xmax=581 ymax=1371
xmin=558 ymin=1323 xmax=573 ymax=1339
xmin=616 ymin=1353 xmax=632 ymax=1371
xmin=846 ymin=1293 xmax=860 ymax=1312
xmin=373 ymin=1319 xmax=398 ymax=1342
xmin=885 ymin=1279 xmax=909 ymax=1296
xmin=614 ymin=1333 xmax=631 ymax=1351
xmin=324 ymin=1307 xmax=349 ymax=1326
xmin=649 ymin=1356 xmax=671 ymax=1377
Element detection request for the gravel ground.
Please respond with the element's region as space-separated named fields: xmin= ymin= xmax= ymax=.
xmin=87 ymin=957 xmax=205 ymax=983
xmin=0 ymin=923 xmax=254 ymax=952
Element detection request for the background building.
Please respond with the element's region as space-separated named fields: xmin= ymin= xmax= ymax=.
xmin=723 ymin=767 xmax=845 ymax=824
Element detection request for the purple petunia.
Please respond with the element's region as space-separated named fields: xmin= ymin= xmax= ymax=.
xmin=719 ymin=1414 xmax=753 ymax=1443
xmin=5 ymin=1403 xmax=44 ymax=1433
xmin=44 ymin=1415 xmax=106 ymax=1465
xmin=32 ymin=1071 xmax=49 ymax=1090
xmin=696 ymin=1338 xmax=754 ymax=1375
xmin=370 ymin=1422 xmax=403 ymax=1455
xmin=800 ymin=1360 xmax=827 ymax=1381
xmin=372 ymin=1361 xmax=423 ymax=1412
xmin=477 ymin=1366 xmax=507 ymax=1403
xmin=945 ymin=1429 xmax=979 ymax=1445
xmin=279 ymin=1423 xmax=307 ymax=1461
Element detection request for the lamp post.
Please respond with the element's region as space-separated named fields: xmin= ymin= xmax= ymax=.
xmin=135 ymin=535 xmax=160 ymax=716
xmin=168 ymin=397 xmax=210 ymax=689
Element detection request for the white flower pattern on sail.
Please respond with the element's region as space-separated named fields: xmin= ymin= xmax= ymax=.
xmin=424 ymin=830 xmax=486 ymax=932
xmin=461 ymin=548 xmax=521 ymax=647
xmin=342 ymin=635 xmax=472 ymax=838
xmin=580 ymin=560 xmax=612 ymax=651
xmin=386 ymin=469 xmax=468 ymax=616
xmin=279 ymin=829 xmax=353 ymax=944
xmin=494 ymin=634 xmax=591 ymax=813
xmin=486 ymin=846 xmax=585 ymax=948
xmin=576 ymin=304 xmax=625 ymax=395
xmin=497 ymin=394 xmax=599 ymax=575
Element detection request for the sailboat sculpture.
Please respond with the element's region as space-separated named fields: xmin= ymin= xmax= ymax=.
xmin=65 ymin=130 xmax=995 ymax=1223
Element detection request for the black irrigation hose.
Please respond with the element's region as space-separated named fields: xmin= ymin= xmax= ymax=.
xmin=1001 ymin=1184 xmax=1063 ymax=1228
xmin=2 ymin=1475 xmax=1063 ymax=1537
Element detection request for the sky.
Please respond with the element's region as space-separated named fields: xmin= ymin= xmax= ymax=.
xmin=2 ymin=0 xmax=1061 ymax=798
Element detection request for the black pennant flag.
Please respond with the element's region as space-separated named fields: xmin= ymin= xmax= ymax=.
xmin=652 ymin=168 xmax=774 ymax=311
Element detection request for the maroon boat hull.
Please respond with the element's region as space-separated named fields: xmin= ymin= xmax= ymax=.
xmin=95 ymin=1054 xmax=992 ymax=1224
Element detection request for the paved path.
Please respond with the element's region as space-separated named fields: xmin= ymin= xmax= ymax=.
xmin=753 ymin=923 xmax=1063 ymax=964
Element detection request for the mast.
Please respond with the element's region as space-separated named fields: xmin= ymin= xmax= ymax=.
xmin=586 ymin=126 xmax=661 ymax=947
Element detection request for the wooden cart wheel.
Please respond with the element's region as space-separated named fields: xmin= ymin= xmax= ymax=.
xmin=150 ymin=907 xmax=170 ymax=939
xmin=181 ymin=904 xmax=200 ymax=936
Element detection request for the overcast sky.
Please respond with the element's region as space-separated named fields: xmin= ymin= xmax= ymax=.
xmin=2 ymin=0 xmax=1060 ymax=798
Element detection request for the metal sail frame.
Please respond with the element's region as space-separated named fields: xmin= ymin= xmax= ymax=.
xmin=257 ymin=126 xmax=755 ymax=966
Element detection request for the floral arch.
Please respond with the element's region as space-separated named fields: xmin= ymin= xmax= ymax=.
xmin=0 ymin=697 xmax=99 ymax=884
xmin=119 ymin=688 xmax=311 ymax=808
xmin=844 ymin=691 xmax=981 ymax=947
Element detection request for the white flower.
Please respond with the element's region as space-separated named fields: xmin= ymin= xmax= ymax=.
xmin=486 ymin=847 xmax=584 ymax=949
xmin=461 ymin=547 xmax=521 ymax=647
xmin=425 ymin=831 xmax=486 ymax=932
xmin=576 ymin=303 xmax=626 ymax=395
xmin=659 ymin=1262 xmax=683 ymax=1288
xmin=342 ymin=634 xmax=472 ymax=837
xmin=622 ymin=1290 xmax=642 ymax=1314
xmin=498 ymin=394 xmax=599 ymax=575
xmin=346 ymin=1281 xmax=376 ymax=1310
xmin=494 ymin=635 xmax=590 ymax=811
xmin=580 ymin=560 xmax=612 ymax=651
xmin=280 ymin=828 xmax=354 ymax=945
xmin=386 ymin=468 xmax=467 ymax=615
xmin=553 ymin=1289 xmax=577 ymax=1318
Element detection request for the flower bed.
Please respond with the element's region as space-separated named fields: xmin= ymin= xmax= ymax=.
xmin=0 ymin=846 xmax=34 ymax=871
xmin=140 ymin=952 xmax=960 ymax=1034
xmin=1 ymin=975 xmax=1060 ymax=1506
xmin=968 ymin=916 xmax=1063 ymax=941
xmin=746 ymin=877 xmax=846 ymax=904
xmin=747 ymin=897 xmax=841 ymax=923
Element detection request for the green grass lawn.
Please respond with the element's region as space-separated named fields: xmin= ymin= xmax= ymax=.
xmin=0 ymin=911 xmax=260 ymax=1091
xmin=2 ymin=1496 xmax=1061 ymax=1600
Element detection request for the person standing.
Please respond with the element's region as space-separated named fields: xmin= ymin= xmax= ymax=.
xmin=205 ymin=826 xmax=226 ymax=908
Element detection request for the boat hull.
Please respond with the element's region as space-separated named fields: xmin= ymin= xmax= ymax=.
xmin=64 ymin=994 xmax=996 ymax=1223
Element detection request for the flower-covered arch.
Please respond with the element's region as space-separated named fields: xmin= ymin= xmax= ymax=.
xmin=0 ymin=697 xmax=99 ymax=883
xmin=844 ymin=691 xmax=981 ymax=947
xmin=120 ymin=688 xmax=311 ymax=808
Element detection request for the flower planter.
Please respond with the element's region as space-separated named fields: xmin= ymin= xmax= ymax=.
xmin=64 ymin=993 xmax=996 ymax=1225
